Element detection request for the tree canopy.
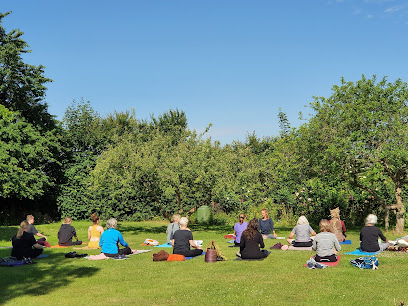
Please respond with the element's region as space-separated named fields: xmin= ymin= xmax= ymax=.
xmin=307 ymin=75 xmax=408 ymax=232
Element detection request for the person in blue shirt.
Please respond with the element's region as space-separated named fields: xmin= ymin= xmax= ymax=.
xmin=258 ymin=209 xmax=277 ymax=239
xmin=99 ymin=218 xmax=136 ymax=257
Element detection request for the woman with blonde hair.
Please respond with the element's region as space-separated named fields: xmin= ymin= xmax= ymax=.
xmin=258 ymin=209 xmax=277 ymax=239
xmin=233 ymin=213 xmax=248 ymax=247
xmin=312 ymin=219 xmax=341 ymax=262
xmin=87 ymin=214 xmax=104 ymax=249
xmin=11 ymin=221 xmax=43 ymax=260
xmin=287 ymin=216 xmax=316 ymax=247
xmin=329 ymin=208 xmax=346 ymax=242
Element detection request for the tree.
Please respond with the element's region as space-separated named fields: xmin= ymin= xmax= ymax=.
xmin=308 ymin=75 xmax=408 ymax=232
xmin=57 ymin=100 xmax=104 ymax=219
xmin=0 ymin=105 xmax=61 ymax=222
xmin=0 ymin=12 xmax=54 ymax=130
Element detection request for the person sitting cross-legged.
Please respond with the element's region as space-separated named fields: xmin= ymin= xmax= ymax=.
xmin=312 ymin=219 xmax=341 ymax=262
xmin=99 ymin=218 xmax=137 ymax=257
xmin=171 ymin=217 xmax=203 ymax=258
xmin=287 ymin=215 xmax=316 ymax=247
xmin=360 ymin=214 xmax=389 ymax=252
xmin=239 ymin=218 xmax=270 ymax=259
xmin=11 ymin=221 xmax=44 ymax=260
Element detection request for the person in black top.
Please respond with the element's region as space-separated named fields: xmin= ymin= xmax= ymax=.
xmin=240 ymin=218 xmax=270 ymax=259
xmin=360 ymin=214 xmax=389 ymax=252
xmin=58 ymin=217 xmax=82 ymax=246
xmin=11 ymin=221 xmax=43 ymax=259
xmin=171 ymin=217 xmax=202 ymax=257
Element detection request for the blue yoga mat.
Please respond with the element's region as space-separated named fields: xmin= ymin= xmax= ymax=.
xmin=340 ymin=240 xmax=352 ymax=245
xmin=0 ymin=254 xmax=49 ymax=267
xmin=345 ymin=249 xmax=379 ymax=256
xmin=185 ymin=252 xmax=206 ymax=260
xmin=154 ymin=243 xmax=173 ymax=248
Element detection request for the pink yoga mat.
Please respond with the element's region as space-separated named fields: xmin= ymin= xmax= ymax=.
xmin=303 ymin=255 xmax=341 ymax=267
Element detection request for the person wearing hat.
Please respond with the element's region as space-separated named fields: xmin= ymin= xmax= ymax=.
xmin=360 ymin=214 xmax=389 ymax=252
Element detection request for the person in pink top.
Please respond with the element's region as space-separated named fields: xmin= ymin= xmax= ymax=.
xmin=234 ymin=214 xmax=248 ymax=247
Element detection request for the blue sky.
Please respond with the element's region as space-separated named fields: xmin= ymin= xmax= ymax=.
xmin=1 ymin=0 xmax=408 ymax=144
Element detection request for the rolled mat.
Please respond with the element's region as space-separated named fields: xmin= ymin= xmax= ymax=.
xmin=339 ymin=240 xmax=352 ymax=245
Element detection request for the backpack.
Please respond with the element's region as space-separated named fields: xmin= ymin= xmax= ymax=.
xmin=350 ymin=256 xmax=379 ymax=270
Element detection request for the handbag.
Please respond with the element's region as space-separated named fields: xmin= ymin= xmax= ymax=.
xmin=205 ymin=248 xmax=217 ymax=262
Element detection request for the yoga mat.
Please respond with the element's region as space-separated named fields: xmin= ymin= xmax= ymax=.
xmin=73 ymin=246 xmax=100 ymax=250
xmin=345 ymin=249 xmax=380 ymax=256
xmin=0 ymin=246 xmax=12 ymax=249
xmin=227 ymin=240 xmax=235 ymax=244
xmin=303 ymin=255 xmax=341 ymax=267
xmin=130 ymin=249 xmax=153 ymax=255
xmin=154 ymin=243 xmax=173 ymax=248
xmin=224 ymin=235 xmax=235 ymax=239
xmin=0 ymin=254 xmax=49 ymax=267
xmin=288 ymin=246 xmax=313 ymax=251
xmin=185 ymin=252 xmax=206 ymax=260
xmin=51 ymin=242 xmax=86 ymax=248
xmin=340 ymin=240 xmax=352 ymax=245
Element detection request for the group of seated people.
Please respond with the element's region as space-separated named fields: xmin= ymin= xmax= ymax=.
xmin=10 ymin=208 xmax=395 ymax=262
xmin=230 ymin=208 xmax=392 ymax=262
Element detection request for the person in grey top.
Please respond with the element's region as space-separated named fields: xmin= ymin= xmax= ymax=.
xmin=312 ymin=219 xmax=341 ymax=262
xmin=287 ymin=216 xmax=316 ymax=247
xmin=26 ymin=214 xmax=47 ymax=241
xmin=166 ymin=214 xmax=181 ymax=244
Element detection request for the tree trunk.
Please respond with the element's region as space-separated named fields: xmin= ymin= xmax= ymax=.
xmin=395 ymin=186 xmax=405 ymax=234
xmin=385 ymin=208 xmax=389 ymax=232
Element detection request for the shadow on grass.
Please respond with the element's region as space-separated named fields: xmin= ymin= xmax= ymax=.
xmin=0 ymin=251 xmax=99 ymax=304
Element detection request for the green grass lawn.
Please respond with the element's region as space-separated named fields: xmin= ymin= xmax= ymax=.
xmin=1 ymin=221 xmax=407 ymax=305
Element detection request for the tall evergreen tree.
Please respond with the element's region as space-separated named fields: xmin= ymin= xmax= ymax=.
xmin=0 ymin=12 xmax=55 ymax=130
